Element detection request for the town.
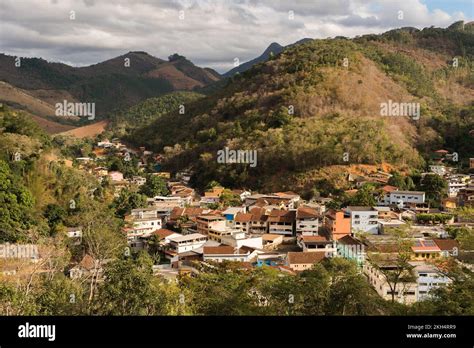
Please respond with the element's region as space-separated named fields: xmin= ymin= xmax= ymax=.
xmin=27 ymin=137 xmax=469 ymax=305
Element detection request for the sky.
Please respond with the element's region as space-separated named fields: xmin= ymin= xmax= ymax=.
xmin=0 ymin=0 xmax=472 ymax=73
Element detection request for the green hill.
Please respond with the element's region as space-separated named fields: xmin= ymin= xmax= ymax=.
xmin=0 ymin=51 xmax=220 ymax=118
xmin=127 ymin=23 xmax=473 ymax=192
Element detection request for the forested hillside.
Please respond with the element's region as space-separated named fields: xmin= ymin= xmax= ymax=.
xmin=0 ymin=51 xmax=220 ymax=117
xmin=127 ymin=22 xmax=473 ymax=192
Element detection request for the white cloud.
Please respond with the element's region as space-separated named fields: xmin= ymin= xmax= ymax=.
xmin=0 ymin=0 xmax=469 ymax=73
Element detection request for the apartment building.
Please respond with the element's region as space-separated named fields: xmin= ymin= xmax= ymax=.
xmin=324 ymin=209 xmax=351 ymax=240
xmin=267 ymin=209 xmax=296 ymax=236
xmin=380 ymin=191 xmax=425 ymax=207
xmin=346 ymin=206 xmax=379 ymax=235
xmin=296 ymin=206 xmax=320 ymax=235
xmin=196 ymin=215 xmax=226 ymax=235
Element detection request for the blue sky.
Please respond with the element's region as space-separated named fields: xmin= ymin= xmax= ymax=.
xmin=423 ymin=0 xmax=473 ymax=18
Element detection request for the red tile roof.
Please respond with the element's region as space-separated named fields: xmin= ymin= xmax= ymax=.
xmin=433 ymin=239 xmax=459 ymax=251
xmin=300 ymin=235 xmax=329 ymax=243
xmin=234 ymin=212 xmax=253 ymax=223
xmin=296 ymin=206 xmax=319 ymax=219
xmin=203 ymin=246 xmax=235 ymax=254
xmin=154 ymin=228 xmax=177 ymax=239
xmin=288 ymin=252 xmax=326 ymax=265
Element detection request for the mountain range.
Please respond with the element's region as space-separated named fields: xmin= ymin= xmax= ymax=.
xmin=0 ymin=51 xmax=220 ymax=124
xmin=125 ymin=21 xmax=473 ymax=193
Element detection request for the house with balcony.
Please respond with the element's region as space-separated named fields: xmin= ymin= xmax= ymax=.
xmin=196 ymin=215 xmax=226 ymax=235
xmin=166 ymin=233 xmax=208 ymax=258
xmin=267 ymin=209 xmax=296 ymax=236
xmin=153 ymin=229 xmax=182 ymax=245
xmin=411 ymin=239 xmax=441 ymax=260
xmin=199 ymin=186 xmax=224 ymax=205
xmin=412 ymin=262 xmax=452 ymax=301
xmin=447 ymin=174 xmax=470 ymax=197
xmin=248 ymin=207 xmax=269 ymax=234
xmin=130 ymin=207 xmax=160 ymax=219
xmin=297 ymin=235 xmax=334 ymax=254
xmin=364 ymin=260 xmax=418 ymax=304
xmin=208 ymin=224 xmax=237 ymax=242
xmin=296 ymin=206 xmax=320 ymax=235
xmin=233 ymin=212 xmax=252 ymax=233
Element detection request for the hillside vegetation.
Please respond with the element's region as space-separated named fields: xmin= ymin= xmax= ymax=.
xmin=0 ymin=52 xmax=220 ymax=117
xmin=110 ymin=91 xmax=204 ymax=137
xmin=127 ymin=23 xmax=473 ymax=192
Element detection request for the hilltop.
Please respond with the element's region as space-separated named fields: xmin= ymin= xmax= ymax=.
xmin=126 ymin=22 xmax=474 ymax=193
xmin=0 ymin=51 xmax=220 ymax=118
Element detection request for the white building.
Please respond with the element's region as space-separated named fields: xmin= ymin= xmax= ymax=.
xmin=130 ymin=207 xmax=159 ymax=219
xmin=447 ymin=175 xmax=470 ymax=197
xmin=267 ymin=209 xmax=296 ymax=236
xmin=412 ymin=262 xmax=452 ymax=301
xmin=220 ymin=230 xmax=263 ymax=249
xmin=380 ymin=191 xmax=425 ymax=207
xmin=66 ymin=227 xmax=82 ymax=239
xmin=346 ymin=206 xmax=379 ymax=235
xmin=203 ymin=245 xmax=257 ymax=263
xmin=364 ymin=260 xmax=451 ymax=303
xmin=132 ymin=217 xmax=162 ymax=233
xmin=429 ymin=165 xmax=447 ymax=176
xmin=168 ymin=233 xmax=208 ymax=254
xmin=296 ymin=206 xmax=320 ymax=235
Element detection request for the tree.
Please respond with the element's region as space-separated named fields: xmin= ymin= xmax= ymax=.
xmin=323 ymin=258 xmax=387 ymax=315
xmin=111 ymin=189 xmax=147 ymax=217
xmin=349 ymin=184 xmax=377 ymax=206
xmin=77 ymin=199 xmax=125 ymax=307
xmin=97 ymin=252 xmax=168 ymax=315
xmin=219 ymin=189 xmax=241 ymax=207
xmin=0 ymin=160 xmax=35 ymax=242
xmin=33 ymin=274 xmax=85 ymax=315
xmin=139 ymin=175 xmax=169 ymax=197
xmin=388 ymin=172 xmax=415 ymax=190
xmin=179 ymin=262 xmax=262 ymax=315
xmin=419 ymin=174 xmax=447 ymax=207
xmin=369 ymin=228 xmax=416 ymax=303
xmin=44 ymin=204 xmax=66 ymax=233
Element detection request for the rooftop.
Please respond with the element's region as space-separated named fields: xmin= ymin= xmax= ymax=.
xmin=169 ymin=233 xmax=207 ymax=243
xmin=287 ymin=251 xmax=326 ymax=265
